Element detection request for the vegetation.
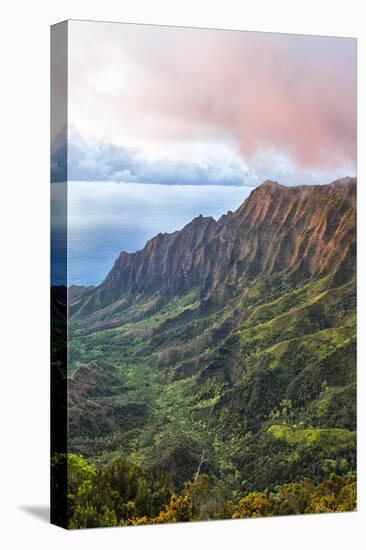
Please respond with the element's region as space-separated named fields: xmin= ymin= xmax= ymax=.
xmin=57 ymin=180 xmax=356 ymax=527
xmin=53 ymin=453 xmax=356 ymax=528
xmin=63 ymin=269 xmax=356 ymax=522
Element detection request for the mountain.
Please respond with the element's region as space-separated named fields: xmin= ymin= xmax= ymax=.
xmin=71 ymin=177 xmax=356 ymax=319
xmin=68 ymin=177 xmax=356 ymax=495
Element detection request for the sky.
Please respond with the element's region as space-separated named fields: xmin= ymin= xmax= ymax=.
xmin=61 ymin=20 xmax=357 ymax=187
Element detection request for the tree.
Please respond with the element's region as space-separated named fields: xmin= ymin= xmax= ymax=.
xmin=153 ymin=494 xmax=192 ymax=524
xmin=233 ymin=492 xmax=273 ymax=518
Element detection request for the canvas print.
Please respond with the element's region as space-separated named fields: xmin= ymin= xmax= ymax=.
xmin=51 ymin=20 xmax=357 ymax=529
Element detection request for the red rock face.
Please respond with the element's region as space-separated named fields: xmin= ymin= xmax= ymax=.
xmin=73 ymin=177 xmax=356 ymax=317
xmin=229 ymin=178 xmax=356 ymax=284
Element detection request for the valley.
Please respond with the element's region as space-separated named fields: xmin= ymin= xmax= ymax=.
xmin=65 ymin=178 xmax=356 ymax=504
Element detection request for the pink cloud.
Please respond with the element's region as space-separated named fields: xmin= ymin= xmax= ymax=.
xmin=69 ymin=23 xmax=356 ymax=173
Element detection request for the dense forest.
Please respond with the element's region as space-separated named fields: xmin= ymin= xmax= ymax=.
xmin=52 ymin=453 xmax=356 ymax=528
xmin=52 ymin=178 xmax=357 ymax=528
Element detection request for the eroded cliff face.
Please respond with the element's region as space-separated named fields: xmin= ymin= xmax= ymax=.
xmin=71 ymin=177 xmax=356 ymax=318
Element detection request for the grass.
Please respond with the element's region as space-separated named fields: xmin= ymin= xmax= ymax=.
xmin=267 ymin=424 xmax=355 ymax=452
xmin=262 ymin=325 xmax=356 ymax=370
xmin=237 ymin=277 xmax=355 ymax=359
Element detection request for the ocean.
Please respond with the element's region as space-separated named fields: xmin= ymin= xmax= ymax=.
xmin=60 ymin=181 xmax=252 ymax=287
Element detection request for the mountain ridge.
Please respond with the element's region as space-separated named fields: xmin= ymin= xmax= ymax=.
xmin=71 ymin=177 xmax=356 ymax=320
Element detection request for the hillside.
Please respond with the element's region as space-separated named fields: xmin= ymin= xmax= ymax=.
xmin=67 ymin=177 xmax=356 ymax=498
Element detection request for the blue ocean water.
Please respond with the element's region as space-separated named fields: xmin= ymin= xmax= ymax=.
xmin=65 ymin=182 xmax=252 ymax=287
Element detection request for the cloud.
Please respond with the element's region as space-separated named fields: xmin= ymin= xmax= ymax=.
xmin=51 ymin=127 xmax=67 ymax=183
xmin=68 ymin=22 xmax=356 ymax=177
xmin=51 ymin=130 xmax=354 ymax=187
xmin=53 ymin=131 xmax=254 ymax=186
xmin=251 ymin=146 xmax=356 ymax=186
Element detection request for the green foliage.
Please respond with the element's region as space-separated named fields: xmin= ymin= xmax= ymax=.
xmin=64 ymin=454 xmax=173 ymax=528
xmin=184 ymin=474 xmax=234 ymax=520
xmin=67 ymin=240 xmax=356 ymax=526
xmin=267 ymin=425 xmax=355 ymax=453
xmin=315 ymin=384 xmax=356 ymax=430
xmin=232 ymin=473 xmax=356 ymax=519
xmin=64 ymin=453 xmax=356 ymax=527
